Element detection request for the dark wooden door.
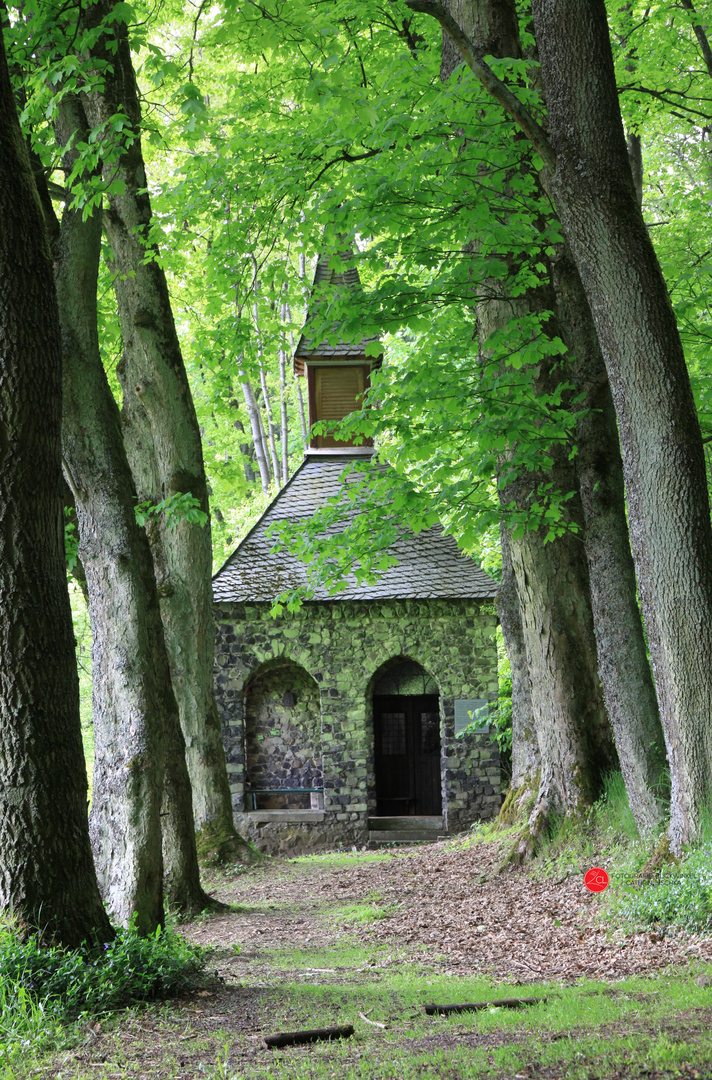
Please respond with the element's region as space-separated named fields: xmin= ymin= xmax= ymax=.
xmin=373 ymin=695 xmax=441 ymax=815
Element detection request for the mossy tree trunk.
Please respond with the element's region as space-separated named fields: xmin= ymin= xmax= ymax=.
xmin=52 ymin=94 xmax=214 ymax=922
xmin=531 ymin=0 xmax=712 ymax=850
xmin=440 ymin=0 xmax=665 ymax=839
xmin=442 ymin=0 xmax=616 ymax=841
xmin=496 ymin=524 xmax=538 ymax=796
xmin=82 ymin=0 xmax=251 ymax=863
xmin=552 ymin=245 xmax=667 ymax=834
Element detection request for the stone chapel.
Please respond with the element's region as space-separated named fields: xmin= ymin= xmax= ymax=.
xmin=212 ymin=253 xmax=502 ymax=853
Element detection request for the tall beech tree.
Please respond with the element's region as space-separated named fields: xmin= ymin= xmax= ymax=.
xmin=245 ymin=0 xmax=662 ymax=838
xmin=0 ymin=28 xmax=112 ymax=946
xmin=531 ymin=0 xmax=712 ymax=851
xmin=408 ymin=0 xmax=712 ymax=849
xmin=472 ymin=258 xmax=619 ymax=832
xmin=552 ymin=242 xmax=667 ymax=832
xmin=50 ymin=91 xmax=214 ymax=924
xmin=80 ymin=0 xmax=249 ymax=862
xmin=438 ymin=0 xmax=665 ymax=838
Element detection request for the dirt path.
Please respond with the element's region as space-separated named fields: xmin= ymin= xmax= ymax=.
xmin=187 ymin=836 xmax=712 ymax=983
xmin=39 ymin=837 xmax=712 ymax=1080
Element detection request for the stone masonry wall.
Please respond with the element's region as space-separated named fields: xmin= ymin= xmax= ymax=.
xmin=214 ymin=598 xmax=500 ymax=853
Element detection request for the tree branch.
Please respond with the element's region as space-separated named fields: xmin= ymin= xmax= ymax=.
xmin=404 ymin=0 xmax=556 ymax=170
xmin=681 ymin=0 xmax=712 ymax=79
xmin=308 ymin=145 xmax=387 ymax=188
xmin=48 ymin=180 xmax=70 ymax=202
xmin=188 ymin=0 xmax=209 ymax=82
xmin=617 ymin=83 xmax=712 ymax=121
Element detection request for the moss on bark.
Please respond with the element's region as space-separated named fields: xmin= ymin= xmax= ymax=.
xmin=195 ymin=823 xmax=260 ymax=867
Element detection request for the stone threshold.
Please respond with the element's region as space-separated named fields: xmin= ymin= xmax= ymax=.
xmin=368 ymin=816 xmax=444 ymax=830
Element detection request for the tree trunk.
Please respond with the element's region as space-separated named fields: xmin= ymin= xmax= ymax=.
xmin=627 ymin=132 xmax=643 ymax=208
xmin=443 ymin=0 xmax=616 ymax=839
xmin=258 ymin=356 xmax=280 ymax=485
xmin=477 ymin=262 xmax=618 ymax=841
xmin=251 ymin=260 xmax=280 ymax=483
xmin=279 ymin=297 xmax=290 ymax=484
xmin=53 ymin=96 xmax=214 ymax=920
xmin=0 ymin=33 xmax=112 ymax=947
xmin=83 ymin=0 xmax=251 ymax=863
xmin=294 ymin=242 xmax=310 ymax=450
xmin=530 ymin=0 xmax=712 ymax=850
xmin=489 ymin=311 xmax=618 ymax=838
xmin=239 ymin=368 xmax=271 ymax=492
xmin=56 ymin=158 xmax=163 ymax=934
xmin=232 ymin=416 xmax=257 ymax=484
xmin=496 ymin=524 xmax=538 ymax=795
xmin=289 ymin=317 xmax=309 ymax=451
xmin=256 ymin=395 xmax=273 ymax=485
xmin=551 ymin=244 xmax=667 ymax=834
xmin=160 ymin=686 xmax=216 ymax=912
xmin=438 ymin=0 xmax=665 ymax=837
xmin=295 ymin=369 xmax=309 ymax=450
xmin=505 ymin=491 xmax=618 ymax=834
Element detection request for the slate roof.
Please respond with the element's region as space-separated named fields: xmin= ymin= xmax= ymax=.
xmin=212 ymin=455 xmax=498 ymax=603
xmin=294 ymin=252 xmax=379 ymax=361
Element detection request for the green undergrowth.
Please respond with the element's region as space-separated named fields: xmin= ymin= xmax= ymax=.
xmin=206 ymin=954 xmax=712 ymax=1080
xmin=0 ymin=919 xmax=208 ymax=1066
xmin=528 ymin=772 xmax=657 ymax=883
xmin=472 ymin=771 xmax=712 ymax=937
xmin=614 ymin=847 xmax=712 ymax=932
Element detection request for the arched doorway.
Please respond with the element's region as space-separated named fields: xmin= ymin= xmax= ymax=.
xmin=244 ymin=659 xmax=322 ymax=811
xmin=372 ymin=659 xmax=441 ymax=816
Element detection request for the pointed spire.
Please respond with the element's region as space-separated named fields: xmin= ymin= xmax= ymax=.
xmin=293 ymin=249 xmax=379 ymax=370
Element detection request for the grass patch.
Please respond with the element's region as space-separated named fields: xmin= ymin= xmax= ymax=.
xmin=335 ymin=901 xmax=400 ymax=924
xmin=0 ymin=918 xmax=208 ymax=1067
xmin=269 ymin=940 xmax=399 ymax=970
xmin=204 ymin=966 xmax=712 ymax=1080
xmin=288 ymin=851 xmax=399 ymax=867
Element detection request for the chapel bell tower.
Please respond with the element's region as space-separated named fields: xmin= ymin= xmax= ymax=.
xmin=293 ymin=251 xmax=381 ymax=451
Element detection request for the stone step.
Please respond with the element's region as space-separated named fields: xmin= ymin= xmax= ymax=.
xmin=368 ymin=829 xmax=446 ymax=845
xmin=367 ymin=816 xmax=444 ymax=831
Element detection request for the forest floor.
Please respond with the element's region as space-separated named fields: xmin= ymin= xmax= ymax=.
xmin=28 ymin=833 xmax=712 ymax=1080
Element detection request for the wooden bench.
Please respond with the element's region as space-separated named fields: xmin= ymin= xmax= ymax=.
xmin=246 ymin=787 xmax=324 ymax=811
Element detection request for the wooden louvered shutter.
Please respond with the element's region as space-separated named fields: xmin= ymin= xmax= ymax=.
xmin=316 ymin=367 xmax=364 ymax=420
xmin=314 ymin=366 xmax=366 ymax=446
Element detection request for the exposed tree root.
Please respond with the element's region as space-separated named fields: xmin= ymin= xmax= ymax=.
xmin=497 ymin=779 xmax=544 ymax=865
xmin=165 ymin=885 xmax=229 ymax=918
xmin=498 ymin=782 xmax=537 ymax=826
xmin=497 ymin=775 xmax=596 ymax=866
xmin=638 ymin=834 xmax=678 ymax=883
xmin=195 ymin=823 xmax=259 ymax=867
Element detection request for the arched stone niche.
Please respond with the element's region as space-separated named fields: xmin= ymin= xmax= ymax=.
xmin=244 ymin=659 xmax=322 ymax=810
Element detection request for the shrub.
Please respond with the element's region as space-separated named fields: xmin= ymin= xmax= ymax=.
xmin=0 ymin=919 xmax=208 ymax=1060
xmin=618 ymin=847 xmax=712 ymax=931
